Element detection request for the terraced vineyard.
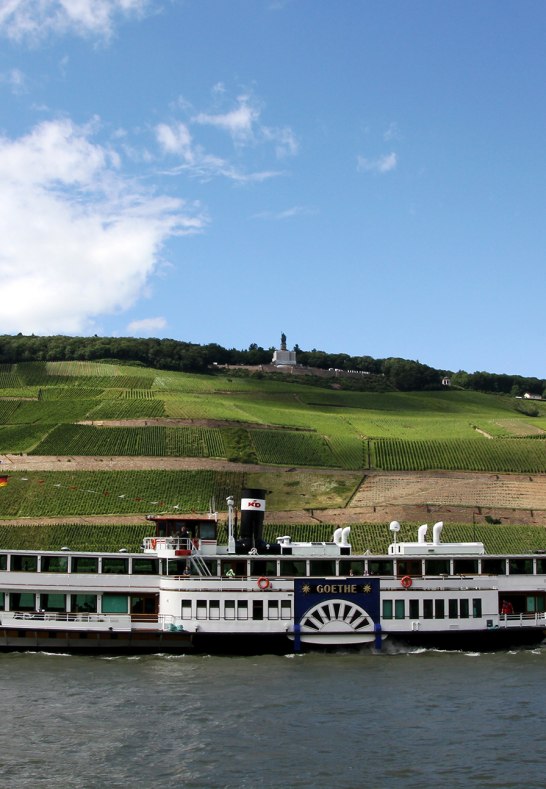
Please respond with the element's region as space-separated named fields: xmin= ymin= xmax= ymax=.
xmin=0 ymin=361 xmax=545 ymax=548
xmin=0 ymin=520 xmax=544 ymax=555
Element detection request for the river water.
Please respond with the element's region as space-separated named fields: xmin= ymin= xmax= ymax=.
xmin=0 ymin=644 xmax=545 ymax=789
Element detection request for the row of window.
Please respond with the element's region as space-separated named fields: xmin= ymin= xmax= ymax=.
xmin=383 ymin=597 xmax=483 ymax=620
xmin=1 ymin=555 xmax=157 ymax=575
xmin=0 ymin=592 xmax=148 ymax=615
xmin=180 ymin=598 xmax=292 ymax=622
xmin=213 ymin=556 xmax=546 ymax=578
xmin=2 ymin=553 xmax=546 ymax=578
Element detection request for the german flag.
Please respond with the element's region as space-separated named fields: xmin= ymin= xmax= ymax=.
xmin=0 ymin=476 xmax=8 ymax=487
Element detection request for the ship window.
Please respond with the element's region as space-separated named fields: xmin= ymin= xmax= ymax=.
xmin=101 ymin=557 xmax=128 ymax=574
xmin=181 ymin=600 xmax=192 ymax=619
xmin=202 ymin=559 xmax=217 ymax=575
xmin=281 ymin=600 xmax=291 ymax=620
xmin=448 ymin=599 xmax=458 ymax=618
xmin=339 ymin=560 xmax=364 ymax=576
xmin=199 ymin=523 xmax=217 ymax=540
xmin=281 ymin=560 xmax=306 ymax=577
xmin=72 ymin=594 xmax=97 ymax=613
xmin=222 ymin=560 xmax=246 ymax=577
xmin=253 ymin=600 xmax=264 ymax=621
xmin=473 ymin=598 xmax=482 ymax=618
xmin=453 ymin=559 xmax=478 ymax=575
xmin=368 ymin=560 xmax=393 ymax=576
xmin=10 ymin=592 xmax=36 ymax=611
xmin=268 ymin=601 xmax=279 ymax=620
xmin=382 ymin=600 xmax=393 ymax=620
xmin=237 ymin=601 xmax=248 ymax=620
xmin=166 ymin=558 xmax=190 ymax=576
xmin=225 ymin=600 xmax=235 ymax=620
xmin=536 ymin=559 xmax=546 ymax=574
xmin=526 ymin=595 xmax=545 ymax=613
xmin=397 ymin=560 xmax=422 ymax=577
xmin=481 ymin=559 xmax=506 ymax=575
xmin=41 ymin=556 xmax=69 ymax=573
xmin=41 ymin=593 xmax=66 ymax=612
xmin=0 ymin=555 xmax=6 ymax=571
xmin=251 ymin=560 xmax=277 ymax=576
xmin=0 ymin=592 xmax=4 ymax=610
xmin=132 ymin=558 xmax=159 ymax=575
xmin=425 ymin=559 xmax=450 ymax=575
xmin=209 ymin=600 xmax=220 ymax=620
xmin=423 ymin=600 xmax=433 ymax=619
xmin=460 ymin=599 xmax=469 ymax=618
xmin=409 ymin=599 xmax=419 ymax=618
xmin=196 ymin=601 xmax=207 ymax=620
xmin=101 ymin=593 xmax=128 ymax=614
xmin=508 ymin=559 xmax=534 ymax=575
xmin=310 ymin=560 xmax=336 ymax=576
xmin=395 ymin=600 xmax=405 ymax=620
xmin=11 ymin=555 xmax=37 ymax=572
xmin=72 ymin=557 xmax=98 ymax=574
xmin=435 ymin=600 xmax=445 ymax=619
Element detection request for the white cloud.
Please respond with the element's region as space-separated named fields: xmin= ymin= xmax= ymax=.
xmin=194 ymin=95 xmax=259 ymax=143
xmin=156 ymin=91 xmax=297 ymax=182
xmin=0 ymin=0 xmax=149 ymax=43
xmin=252 ymin=205 xmax=317 ymax=220
xmin=0 ymin=118 xmax=207 ymax=335
xmin=126 ymin=316 xmax=167 ymax=334
xmin=0 ymin=67 xmax=27 ymax=94
xmin=357 ymin=152 xmax=397 ymax=174
xmin=155 ymin=121 xmax=285 ymax=184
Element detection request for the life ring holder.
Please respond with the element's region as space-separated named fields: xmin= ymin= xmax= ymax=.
xmin=151 ymin=538 xmax=157 ymax=549
xmin=401 ymin=575 xmax=412 ymax=589
xmin=257 ymin=577 xmax=271 ymax=591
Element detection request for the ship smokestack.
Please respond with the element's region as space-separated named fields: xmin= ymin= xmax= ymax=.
xmin=239 ymin=488 xmax=266 ymax=548
xmin=432 ymin=521 xmax=444 ymax=545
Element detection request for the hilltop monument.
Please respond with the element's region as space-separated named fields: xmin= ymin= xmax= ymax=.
xmin=272 ymin=333 xmax=297 ymax=367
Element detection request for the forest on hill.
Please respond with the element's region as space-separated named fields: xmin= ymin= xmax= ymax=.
xmin=0 ymin=333 xmax=544 ymax=397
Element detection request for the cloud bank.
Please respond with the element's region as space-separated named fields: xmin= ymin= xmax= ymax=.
xmin=0 ymin=0 xmax=149 ymax=42
xmin=0 ymin=118 xmax=206 ymax=335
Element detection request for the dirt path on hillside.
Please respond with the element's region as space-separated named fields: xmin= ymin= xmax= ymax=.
xmin=1 ymin=455 xmax=546 ymax=528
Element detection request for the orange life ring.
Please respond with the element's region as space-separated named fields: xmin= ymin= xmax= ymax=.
xmin=151 ymin=538 xmax=157 ymax=549
xmin=401 ymin=575 xmax=412 ymax=589
xmin=257 ymin=576 xmax=271 ymax=590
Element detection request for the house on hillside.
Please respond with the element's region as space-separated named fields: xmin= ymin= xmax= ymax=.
xmin=523 ymin=392 xmax=542 ymax=400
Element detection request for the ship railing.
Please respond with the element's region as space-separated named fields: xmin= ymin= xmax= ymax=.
xmin=158 ymin=614 xmax=191 ymax=633
xmin=10 ymin=611 xmax=128 ymax=622
xmin=143 ymin=536 xmax=193 ymax=552
xmin=499 ymin=611 xmax=546 ymax=627
xmin=5 ymin=611 xmax=132 ymax=628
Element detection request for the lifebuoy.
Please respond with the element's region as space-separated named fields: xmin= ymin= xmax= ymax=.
xmin=151 ymin=538 xmax=157 ymax=549
xmin=401 ymin=575 xmax=412 ymax=589
xmin=257 ymin=576 xmax=270 ymax=590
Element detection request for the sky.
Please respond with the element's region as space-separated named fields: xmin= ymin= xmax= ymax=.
xmin=0 ymin=0 xmax=545 ymax=378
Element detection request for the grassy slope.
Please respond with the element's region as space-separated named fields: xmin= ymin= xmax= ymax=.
xmin=0 ymin=361 xmax=545 ymax=551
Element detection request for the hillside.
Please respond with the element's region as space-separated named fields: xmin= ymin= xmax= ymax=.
xmin=0 ymin=360 xmax=545 ymax=551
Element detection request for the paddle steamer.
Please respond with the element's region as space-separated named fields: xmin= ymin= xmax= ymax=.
xmin=0 ymin=489 xmax=545 ymax=653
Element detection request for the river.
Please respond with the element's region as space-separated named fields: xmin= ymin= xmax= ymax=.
xmin=0 ymin=645 xmax=545 ymax=788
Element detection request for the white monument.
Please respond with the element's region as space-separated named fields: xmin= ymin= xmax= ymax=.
xmin=272 ymin=333 xmax=297 ymax=367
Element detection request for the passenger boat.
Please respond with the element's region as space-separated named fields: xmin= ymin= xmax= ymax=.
xmin=0 ymin=488 xmax=545 ymax=654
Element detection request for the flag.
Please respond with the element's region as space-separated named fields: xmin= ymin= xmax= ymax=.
xmin=0 ymin=476 xmax=8 ymax=487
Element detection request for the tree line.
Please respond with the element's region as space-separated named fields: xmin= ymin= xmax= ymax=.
xmin=0 ymin=334 xmax=544 ymax=396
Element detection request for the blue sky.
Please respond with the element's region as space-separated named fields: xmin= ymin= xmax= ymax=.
xmin=0 ymin=1 xmax=544 ymax=377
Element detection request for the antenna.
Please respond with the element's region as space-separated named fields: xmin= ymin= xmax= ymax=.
xmin=389 ymin=520 xmax=401 ymax=547
xmin=226 ymin=496 xmax=235 ymax=554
